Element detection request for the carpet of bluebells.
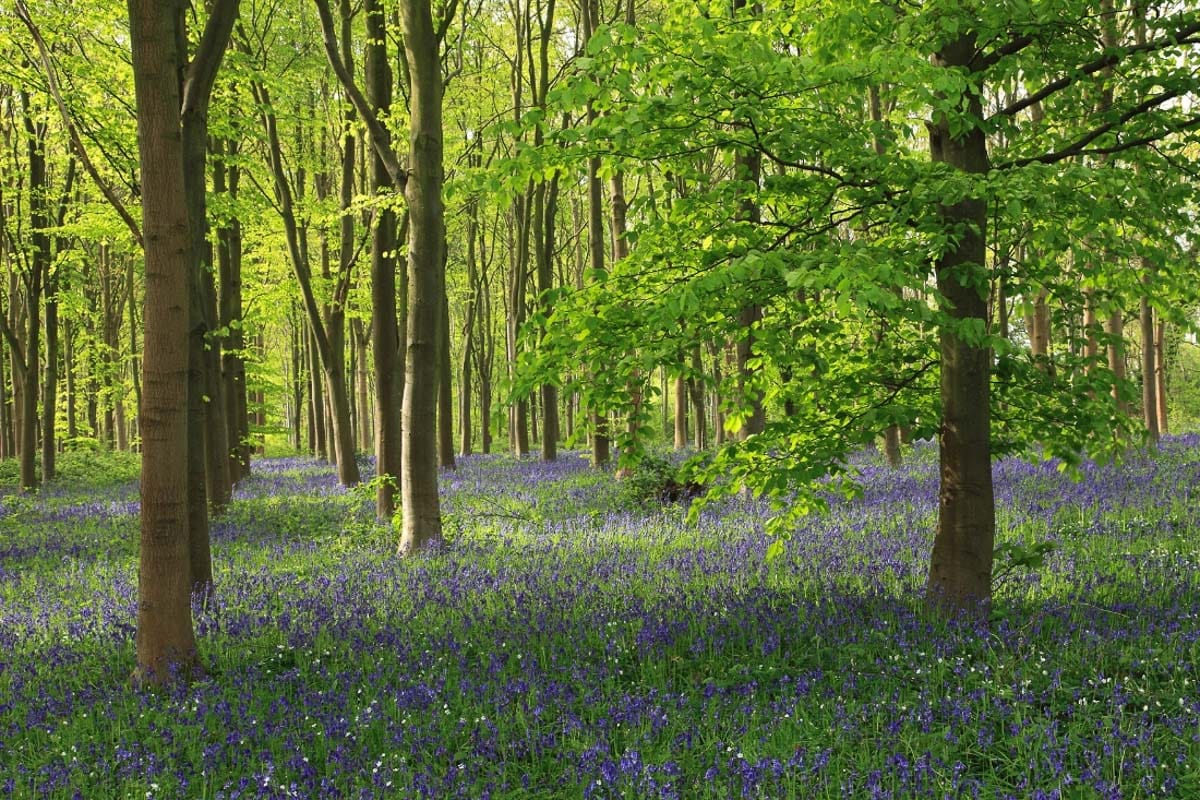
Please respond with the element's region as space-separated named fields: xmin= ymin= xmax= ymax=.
xmin=2 ymin=437 xmax=1200 ymax=799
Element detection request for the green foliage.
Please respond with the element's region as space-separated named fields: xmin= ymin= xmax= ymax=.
xmin=618 ymin=452 xmax=694 ymax=509
xmin=992 ymin=538 xmax=1058 ymax=595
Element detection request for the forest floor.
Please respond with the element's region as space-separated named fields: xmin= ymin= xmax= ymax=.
xmin=2 ymin=438 xmax=1200 ymax=799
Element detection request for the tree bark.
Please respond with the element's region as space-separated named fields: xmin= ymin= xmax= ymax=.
xmin=19 ymin=90 xmax=47 ymax=491
xmin=924 ymin=33 xmax=995 ymax=620
xmin=1140 ymin=292 xmax=1158 ymax=441
xmin=1105 ymin=309 xmax=1127 ymax=413
xmin=214 ymin=139 xmax=251 ymax=480
xmin=438 ymin=287 xmax=456 ymax=469
xmin=673 ymin=375 xmax=688 ymax=450
xmin=1155 ymin=317 xmax=1168 ymax=433
xmin=688 ymin=344 xmax=706 ymax=450
xmin=127 ymin=0 xmax=202 ymax=685
xmin=581 ymin=0 xmax=608 ymax=468
xmin=398 ymin=0 xmax=446 ymax=554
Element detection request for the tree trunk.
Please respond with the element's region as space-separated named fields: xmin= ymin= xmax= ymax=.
xmin=688 ymin=345 xmax=706 ymax=450
xmin=673 ymin=375 xmax=688 ymax=450
xmin=459 ymin=199 xmax=479 ymax=458
xmin=924 ymin=34 xmax=995 ymax=620
xmin=1140 ymin=292 xmax=1158 ymax=441
xmin=581 ymin=0 xmax=608 ymax=468
xmin=42 ymin=275 xmax=59 ymax=480
xmin=64 ymin=319 xmax=76 ymax=441
xmin=363 ymin=0 xmax=403 ymax=518
xmin=215 ymin=140 xmax=251 ymax=480
xmin=309 ymin=330 xmax=327 ymax=459
xmin=19 ymin=90 xmax=47 ymax=491
xmin=127 ymin=0 xmax=200 ymax=685
xmin=883 ymin=425 xmax=902 ymax=468
xmin=711 ymin=342 xmax=725 ymax=446
xmin=438 ymin=288 xmax=456 ymax=469
xmin=1106 ymin=310 xmax=1126 ymax=412
xmin=398 ymin=0 xmax=445 ymax=554
xmin=1155 ymin=317 xmax=1168 ymax=434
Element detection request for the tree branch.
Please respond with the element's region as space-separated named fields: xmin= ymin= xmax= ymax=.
xmin=181 ymin=0 xmax=242 ymax=119
xmin=312 ymin=0 xmax=409 ymax=191
xmin=14 ymin=0 xmax=143 ymax=248
xmin=994 ymin=19 xmax=1200 ymax=119
xmin=974 ymin=33 xmax=1035 ymax=71
xmin=998 ymin=103 xmax=1200 ymax=169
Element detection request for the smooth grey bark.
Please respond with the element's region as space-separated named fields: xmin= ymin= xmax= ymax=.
xmin=397 ymin=0 xmax=447 ymax=554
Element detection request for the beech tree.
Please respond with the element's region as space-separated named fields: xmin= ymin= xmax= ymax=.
xmin=126 ymin=0 xmax=238 ymax=684
xmin=522 ymin=0 xmax=1200 ymax=619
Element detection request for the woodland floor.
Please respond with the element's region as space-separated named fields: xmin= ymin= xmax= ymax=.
xmin=2 ymin=439 xmax=1200 ymax=798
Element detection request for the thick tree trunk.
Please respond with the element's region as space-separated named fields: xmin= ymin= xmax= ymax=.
xmin=398 ymin=0 xmax=445 ymax=554
xmin=673 ymin=375 xmax=688 ymax=450
xmin=924 ymin=34 xmax=995 ymax=620
xmin=1031 ymin=288 xmax=1051 ymax=366
xmin=128 ymin=0 xmax=202 ymax=684
xmin=883 ymin=426 xmax=902 ymax=468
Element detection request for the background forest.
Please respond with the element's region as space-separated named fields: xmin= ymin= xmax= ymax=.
xmin=2 ymin=0 xmax=1200 ymax=796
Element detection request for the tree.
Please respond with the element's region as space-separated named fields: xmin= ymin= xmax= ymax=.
xmin=126 ymin=0 xmax=238 ymax=684
xmin=398 ymin=0 xmax=448 ymax=553
xmin=521 ymin=0 xmax=1200 ymax=620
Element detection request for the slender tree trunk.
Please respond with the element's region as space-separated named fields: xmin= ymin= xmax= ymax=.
xmin=924 ymin=33 xmax=995 ymax=620
xmin=581 ymin=0 xmax=608 ymax=468
xmin=0 ymin=329 xmax=9 ymax=460
xmin=215 ymin=140 xmax=250 ymax=480
xmin=688 ymin=344 xmax=706 ymax=450
xmin=181 ymin=82 xmax=231 ymax=517
xmin=459 ymin=201 xmax=479 ymax=457
xmin=1155 ymin=318 xmax=1168 ymax=434
xmin=1140 ymin=292 xmax=1158 ymax=440
xmin=309 ymin=330 xmax=327 ymax=460
xmin=19 ymin=91 xmax=47 ymax=491
xmin=64 ymin=319 xmax=76 ymax=441
xmin=438 ymin=288 xmax=456 ymax=469
xmin=711 ymin=342 xmax=725 ymax=446
xmin=127 ymin=259 xmax=142 ymax=445
xmin=398 ymin=0 xmax=445 ymax=554
xmin=43 ymin=275 xmax=59 ymax=479
xmin=1106 ymin=310 xmax=1126 ymax=412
